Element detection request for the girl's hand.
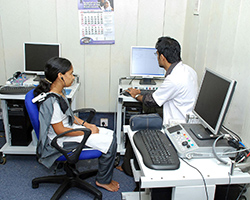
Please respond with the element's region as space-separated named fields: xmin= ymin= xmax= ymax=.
xmin=85 ymin=123 xmax=99 ymax=134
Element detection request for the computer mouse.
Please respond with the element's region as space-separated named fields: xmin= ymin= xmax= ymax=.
xmin=120 ymin=90 xmax=131 ymax=97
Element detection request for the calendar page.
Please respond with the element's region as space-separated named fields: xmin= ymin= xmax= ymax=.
xmin=78 ymin=0 xmax=115 ymax=45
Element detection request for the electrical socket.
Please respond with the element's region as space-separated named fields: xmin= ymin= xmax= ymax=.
xmin=100 ymin=118 xmax=108 ymax=127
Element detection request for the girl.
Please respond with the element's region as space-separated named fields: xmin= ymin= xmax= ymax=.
xmin=34 ymin=57 xmax=119 ymax=192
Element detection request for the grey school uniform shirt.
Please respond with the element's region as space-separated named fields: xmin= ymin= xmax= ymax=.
xmin=37 ymin=94 xmax=74 ymax=168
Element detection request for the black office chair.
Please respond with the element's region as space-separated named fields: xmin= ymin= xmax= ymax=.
xmin=25 ymin=89 xmax=103 ymax=200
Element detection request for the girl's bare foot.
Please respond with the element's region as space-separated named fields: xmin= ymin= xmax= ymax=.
xmin=111 ymin=180 xmax=120 ymax=188
xmin=116 ymin=165 xmax=123 ymax=172
xmin=96 ymin=180 xmax=119 ymax=192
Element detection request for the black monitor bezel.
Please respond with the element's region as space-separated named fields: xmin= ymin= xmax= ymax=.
xmin=23 ymin=42 xmax=61 ymax=75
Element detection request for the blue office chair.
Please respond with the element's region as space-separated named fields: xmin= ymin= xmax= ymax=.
xmin=25 ymin=89 xmax=103 ymax=200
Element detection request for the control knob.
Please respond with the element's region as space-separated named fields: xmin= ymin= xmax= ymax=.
xmin=182 ymin=141 xmax=188 ymax=146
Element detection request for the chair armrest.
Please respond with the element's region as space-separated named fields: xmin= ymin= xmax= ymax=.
xmin=51 ymin=128 xmax=91 ymax=164
xmin=73 ymin=108 xmax=96 ymax=123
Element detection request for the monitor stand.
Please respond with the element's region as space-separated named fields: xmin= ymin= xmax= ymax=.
xmin=188 ymin=124 xmax=218 ymax=140
xmin=33 ymin=75 xmax=45 ymax=82
xmin=139 ymin=78 xmax=156 ymax=85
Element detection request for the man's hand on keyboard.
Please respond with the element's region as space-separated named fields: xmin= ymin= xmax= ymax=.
xmin=126 ymin=88 xmax=141 ymax=98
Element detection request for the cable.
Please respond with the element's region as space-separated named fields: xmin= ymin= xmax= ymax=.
xmin=225 ymin=172 xmax=232 ymax=200
xmin=222 ymin=125 xmax=242 ymax=142
xmin=212 ymin=134 xmax=229 ymax=165
xmin=236 ymin=184 xmax=247 ymax=200
xmin=219 ymin=148 xmax=250 ymax=156
xmin=180 ymin=157 xmax=209 ymax=200
xmin=138 ymin=179 xmax=142 ymax=200
xmin=129 ymin=76 xmax=136 ymax=85
xmin=236 ymin=149 xmax=250 ymax=164
xmin=211 ymin=134 xmax=248 ymax=164
xmin=212 ymin=134 xmax=250 ymax=175
xmin=239 ymin=141 xmax=245 ymax=147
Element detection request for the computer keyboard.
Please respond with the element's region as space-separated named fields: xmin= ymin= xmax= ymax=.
xmin=0 ymin=85 xmax=35 ymax=94
xmin=140 ymin=89 xmax=156 ymax=95
xmin=120 ymin=89 xmax=156 ymax=97
xmin=133 ymin=129 xmax=180 ymax=170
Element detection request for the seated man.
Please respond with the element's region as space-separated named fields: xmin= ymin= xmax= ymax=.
xmin=117 ymin=36 xmax=198 ymax=176
xmin=128 ymin=36 xmax=198 ymax=125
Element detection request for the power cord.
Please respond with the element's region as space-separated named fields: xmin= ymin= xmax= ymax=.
xmin=180 ymin=157 xmax=209 ymax=200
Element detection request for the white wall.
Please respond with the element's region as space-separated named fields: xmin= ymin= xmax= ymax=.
xmin=1 ymin=0 xmax=250 ymax=197
xmin=183 ymin=0 xmax=250 ymax=143
xmin=0 ymin=0 xmax=187 ymax=112
xmin=183 ymin=1 xmax=250 ymax=197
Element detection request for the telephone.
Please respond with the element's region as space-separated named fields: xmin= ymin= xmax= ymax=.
xmin=13 ymin=71 xmax=22 ymax=79
xmin=7 ymin=71 xmax=22 ymax=82
xmin=6 ymin=71 xmax=27 ymax=85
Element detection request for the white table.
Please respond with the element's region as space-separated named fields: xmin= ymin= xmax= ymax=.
xmin=122 ymin=125 xmax=250 ymax=200
xmin=0 ymin=82 xmax=80 ymax=156
xmin=116 ymin=77 xmax=164 ymax=155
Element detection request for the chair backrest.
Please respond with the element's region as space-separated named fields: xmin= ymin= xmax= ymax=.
xmin=25 ymin=89 xmax=103 ymax=162
xmin=25 ymin=89 xmax=40 ymax=139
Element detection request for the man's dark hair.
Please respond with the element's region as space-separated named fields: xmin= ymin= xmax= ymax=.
xmin=155 ymin=36 xmax=182 ymax=63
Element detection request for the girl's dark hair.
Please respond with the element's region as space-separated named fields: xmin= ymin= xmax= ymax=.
xmin=34 ymin=57 xmax=72 ymax=97
xmin=155 ymin=36 xmax=182 ymax=64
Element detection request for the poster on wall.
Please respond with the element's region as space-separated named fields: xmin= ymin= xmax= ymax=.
xmin=78 ymin=0 xmax=115 ymax=45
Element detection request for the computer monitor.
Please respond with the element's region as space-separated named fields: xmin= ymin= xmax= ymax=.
xmin=130 ymin=46 xmax=165 ymax=85
xmin=192 ymin=68 xmax=237 ymax=139
xmin=23 ymin=42 xmax=61 ymax=77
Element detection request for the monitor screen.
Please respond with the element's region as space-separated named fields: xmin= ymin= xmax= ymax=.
xmin=192 ymin=68 xmax=237 ymax=138
xmin=130 ymin=46 xmax=165 ymax=84
xmin=23 ymin=42 xmax=61 ymax=75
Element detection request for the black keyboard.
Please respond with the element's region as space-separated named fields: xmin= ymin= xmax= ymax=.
xmin=0 ymin=85 xmax=35 ymax=94
xmin=140 ymin=89 xmax=156 ymax=95
xmin=133 ymin=129 xmax=180 ymax=170
xmin=120 ymin=89 xmax=156 ymax=97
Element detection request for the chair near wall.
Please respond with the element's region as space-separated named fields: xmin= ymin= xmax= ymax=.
xmin=25 ymin=89 xmax=103 ymax=200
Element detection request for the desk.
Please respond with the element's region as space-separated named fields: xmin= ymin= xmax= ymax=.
xmin=0 ymin=82 xmax=80 ymax=156
xmin=116 ymin=77 xmax=164 ymax=155
xmin=122 ymin=125 xmax=250 ymax=200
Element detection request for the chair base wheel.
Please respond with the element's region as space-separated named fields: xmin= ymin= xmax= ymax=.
xmin=31 ymin=169 xmax=102 ymax=199
xmin=32 ymin=183 xmax=39 ymax=189
xmin=0 ymin=153 xmax=6 ymax=165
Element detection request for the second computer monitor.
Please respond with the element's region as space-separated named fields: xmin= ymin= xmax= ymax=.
xmin=130 ymin=46 xmax=165 ymax=85
xmin=23 ymin=42 xmax=61 ymax=76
